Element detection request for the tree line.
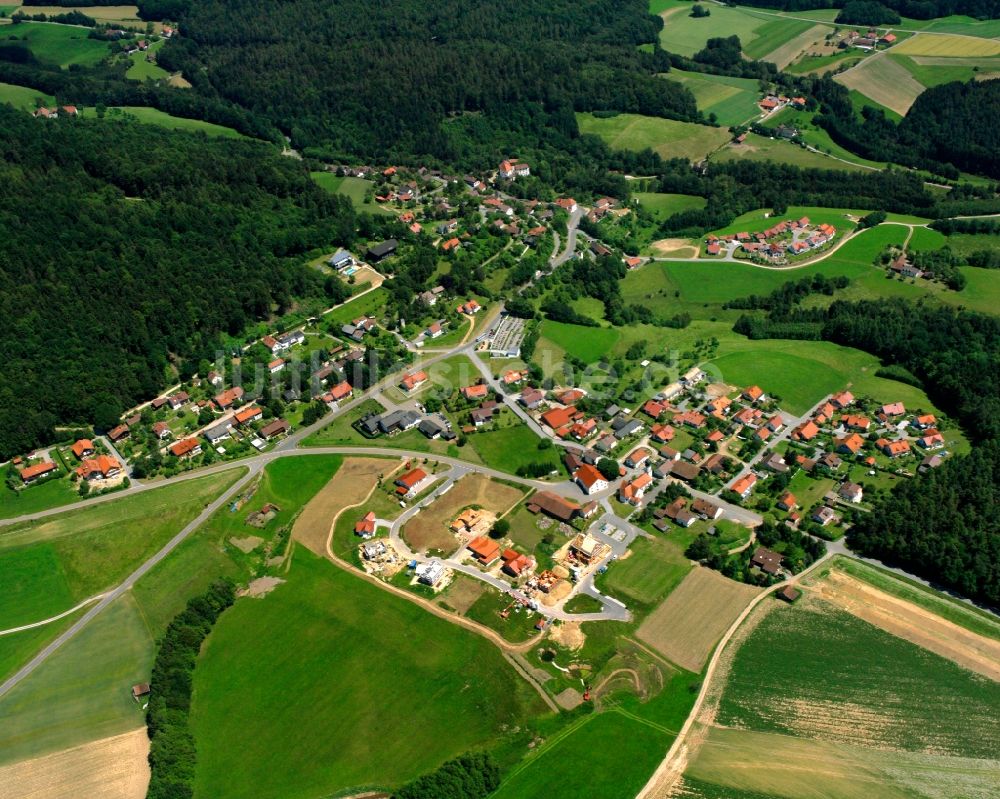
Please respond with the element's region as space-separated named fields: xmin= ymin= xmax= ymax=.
xmin=146 ymin=581 xmax=236 ymax=799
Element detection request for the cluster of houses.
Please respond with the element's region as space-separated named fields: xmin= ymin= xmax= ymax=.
xmin=705 ymin=217 xmax=836 ymax=262
xmin=841 ymin=28 xmax=897 ymax=50
xmin=33 ymin=105 xmax=79 ymax=120
xmin=758 ymin=94 xmax=806 ymax=114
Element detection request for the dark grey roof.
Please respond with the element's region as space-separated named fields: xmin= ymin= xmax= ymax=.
xmin=614 ymin=420 xmax=643 ymax=439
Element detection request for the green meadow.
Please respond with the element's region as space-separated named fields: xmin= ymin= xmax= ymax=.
xmin=191 ymin=550 xmax=550 ymax=798
xmin=634 ymin=192 xmax=707 ymax=221
xmin=311 ymin=172 xmax=391 ymax=215
xmin=537 ymin=319 xmax=620 ymax=362
xmin=0 ymin=80 xmax=54 ymax=111
xmin=4 ymin=22 xmax=111 ymax=68
xmin=659 ymin=70 xmax=761 ymax=127
xmin=577 ymin=112 xmax=731 ymax=162
xmin=107 ymin=106 xmax=247 ymax=138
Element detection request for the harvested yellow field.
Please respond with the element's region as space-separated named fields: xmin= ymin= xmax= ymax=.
xmin=811 ymin=569 xmax=1000 ymax=682
xmin=893 ymin=33 xmax=1000 ymax=57
xmin=835 ymin=55 xmax=925 ymax=116
xmin=403 ymin=473 xmax=525 ymax=554
xmin=0 ymin=728 xmax=149 ymax=799
xmin=763 ymin=24 xmax=829 ymax=70
xmin=292 ymin=457 xmax=401 ymax=555
xmin=684 ymin=726 xmax=1000 ymax=799
xmin=636 ymin=567 xmax=760 ymax=671
xmin=20 ymin=5 xmax=140 ymax=20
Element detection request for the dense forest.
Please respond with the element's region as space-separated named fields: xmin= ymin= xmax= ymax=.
xmin=734 ymin=298 xmax=1000 ymax=605
xmin=0 ymin=106 xmax=363 ymax=459
xmin=145 ymin=0 xmax=697 ymax=163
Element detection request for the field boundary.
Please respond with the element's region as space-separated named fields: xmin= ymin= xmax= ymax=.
xmin=635 ymin=552 xmax=834 ymax=799
xmin=0 ymin=594 xmax=104 ymax=637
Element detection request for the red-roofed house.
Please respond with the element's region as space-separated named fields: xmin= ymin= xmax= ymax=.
xmin=836 ymin=433 xmax=865 ymax=455
xmin=170 ymin=438 xmax=202 ymax=459
xmin=642 ymin=400 xmax=666 ymax=419
xmin=743 ymin=385 xmax=764 ymax=403
xmin=235 ymin=406 xmax=263 ymax=426
xmin=467 ymin=536 xmax=501 ymax=565
xmin=329 ymin=381 xmax=353 ymax=402
xmin=214 ymin=386 xmax=244 ymax=410
xmin=731 ymin=473 xmax=757 ymax=499
xmin=831 ymin=390 xmax=854 ymax=408
xmin=574 ymin=464 xmax=608 ymax=495
xmin=651 ymin=424 xmax=675 ymax=443
xmin=71 ymin=439 xmax=95 ymax=459
xmin=395 ymin=467 xmax=429 ymax=498
xmin=541 ymin=406 xmax=581 ymax=431
xmin=400 ymin=371 xmax=428 ymax=392
xmin=618 ymin=472 xmax=653 ymax=505
xmin=462 ymin=384 xmax=490 ymax=401
xmin=354 ymin=511 xmax=377 ymax=538
xmin=625 ymin=448 xmax=652 ymax=469
xmin=881 ymin=402 xmax=906 ymax=417
xmin=19 ymin=461 xmax=57 ymax=483
xmin=76 ymin=454 xmax=122 ymax=481
xmin=792 ymin=421 xmax=819 ymax=441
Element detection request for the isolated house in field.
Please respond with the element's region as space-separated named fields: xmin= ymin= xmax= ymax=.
xmin=395 ymin=467 xmax=429 ymax=499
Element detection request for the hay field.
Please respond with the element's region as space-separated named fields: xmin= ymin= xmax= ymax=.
xmin=0 ymin=728 xmax=149 ymax=799
xmin=835 ymin=56 xmax=925 ymax=116
xmin=292 ymin=457 xmax=400 ymax=555
xmin=637 ymin=568 xmax=760 ymax=671
xmin=658 ymin=71 xmax=760 ymax=127
xmin=810 ymin=569 xmax=1000 ymax=681
xmin=402 ymin=473 xmax=524 ymax=554
xmin=684 ymin=726 xmax=1000 ymax=799
xmin=893 ymin=32 xmax=1000 ymax=56
xmin=21 ymin=5 xmax=140 ymax=21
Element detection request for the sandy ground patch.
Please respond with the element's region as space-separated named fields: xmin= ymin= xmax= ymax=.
xmin=167 ymin=74 xmax=192 ymax=89
xmin=229 ymin=535 xmax=263 ymax=554
xmin=637 ymin=568 xmax=760 ymax=672
xmin=243 ymin=576 xmax=285 ymax=598
xmin=812 ymin=569 xmax=1000 ymax=682
xmin=549 ymin=620 xmax=586 ymax=651
xmin=704 ymin=382 xmax=734 ymax=399
xmin=0 ymin=728 xmax=149 ymax=799
xmin=292 ymin=457 xmax=399 ymax=555
xmin=762 ymin=24 xmax=830 ymax=70
xmin=540 ymin=579 xmax=573 ymax=606
xmin=650 ymin=238 xmax=697 ymax=257
xmin=402 ymin=473 xmax=525 ymax=554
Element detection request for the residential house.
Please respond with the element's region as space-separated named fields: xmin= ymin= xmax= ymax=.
xmin=619 ymin=472 xmax=653 ymax=506
xmin=777 ymin=492 xmax=798 ymax=511
xmin=366 ymin=239 xmax=398 ymax=262
xmin=214 ymin=386 xmax=244 ymax=410
xmin=879 ymin=438 xmax=911 ymax=458
xmin=19 ymin=461 xmax=57 ymax=483
xmin=742 ymin=385 xmax=765 ymax=403
xmin=919 ymin=431 xmax=945 ymax=449
xmin=842 ymin=414 xmax=871 ymax=432
xmin=519 ymin=387 xmax=545 ymax=409
xmin=502 ymin=549 xmax=534 ymax=577
xmin=328 ymin=249 xmax=355 ymax=270
xmin=462 ymin=383 xmax=489 ymax=402
xmin=169 ymin=438 xmax=202 ymax=459
xmin=260 ymin=419 xmax=290 ymax=439
xmin=831 ymin=390 xmax=854 ymax=408
xmin=792 ymin=420 xmax=819 ymax=441
xmin=268 ymin=358 xmax=285 ymax=374
xmin=400 ymin=371 xmax=429 ymax=392
xmin=751 ymin=546 xmax=783 ymax=575
xmin=329 ymin=381 xmax=353 ymax=402
xmin=763 ymin=452 xmax=788 ymax=473
xmin=76 ymin=455 xmax=122 ymax=481
xmin=731 ymin=473 xmax=757 ymax=499
xmin=881 ymin=402 xmax=906 ymax=417
xmin=836 ymin=433 xmax=865 ymax=456
xmin=71 ymin=439 xmax=95 ymax=459
xmin=107 ymin=424 xmax=130 ymax=442
xmin=574 ymin=464 xmax=609 ymax=495
xmin=456 ymin=299 xmax=482 ymax=315
xmin=467 ymin=536 xmax=501 ymax=565
xmin=669 ymin=461 xmax=700 ymax=482
xmin=204 ymin=422 xmax=232 ymax=445
xmin=838 ymin=482 xmax=863 ymax=503
xmin=152 ymin=422 xmax=171 ymax=440
xmin=692 ymin=498 xmax=723 ymax=520
xmin=234 ymin=406 xmax=263 ymax=426
xmin=355 ymin=510 xmax=377 ymax=539
xmin=415 ymin=560 xmax=446 ymax=586
xmin=395 ymin=468 xmax=430 ymax=499
xmin=812 ymin=505 xmax=836 ymax=526
xmin=614 ymin=419 xmax=644 ymax=440
xmin=651 ymin=424 xmax=675 ymax=443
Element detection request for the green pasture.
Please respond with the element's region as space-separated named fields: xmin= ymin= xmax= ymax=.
xmin=712 ymin=132 xmax=869 ymax=172
xmin=4 ymin=22 xmax=110 ymax=68
xmin=0 ymin=80 xmax=54 ymax=111
xmin=634 ymin=192 xmax=707 ymax=221
xmin=106 ymin=106 xmax=247 ymax=138
xmin=191 ymin=550 xmax=549 ymax=799
xmin=599 ymin=535 xmax=691 ymax=607
xmin=659 ymin=70 xmax=760 ymax=127
xmin=537 ymin=320 xmax=620 ymax=363
xmin=311 ymin=172 xmax=390 ymax=215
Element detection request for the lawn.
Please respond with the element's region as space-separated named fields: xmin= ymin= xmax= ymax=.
xmin=538 ymin=319 xmax=620 ymax=362
xmin=324 ymin=285 xmax=389 ymax=327
xmin=105 ymin=106 xmax=247 ymax=138
xmin=634 ymin=191 xmax=707 ymax=221
xmin=0 ymin=471 xmax=77 ymax=520
xmin=0 ymin=593 xmax=152 ymax=766
xmin=599 ymin=535 xmax=691 ymax=607
xmin=125 ymin=39 xmax=168 ymax=81
xmin=4 ymin=22 xmax=111 ymax=68
xmin=467 ymin=424 xmax=563 ymax=476
xmin=658 ymin=70 xmax=760 ymax=127
xmin=311 ymin=172 xmax=390 ymax=215
xmin=716 ymin=600 xmax=1000 ymax=759
xmin=0 ymin=80 xmax=54 ymax=111
xmin=0 ymin=613 xmax=77 ymax=683
xmin=191 ymin=550 xmax=549 ymax=798
xmin=0 ymin=469 xmax=244 ymax=629
xmin=657 ymin=3 xmax=775 ymax=57
xmin=577 ymin=112 xmax=731 ymax=162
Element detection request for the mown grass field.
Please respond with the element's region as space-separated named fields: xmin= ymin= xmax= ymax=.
xmin=5 ymin=21 xmax=110 ymax=67
xmin=599 ymin=535 xmax=691 ymax=607
xmin=0 ymin=470 xmax=244 ymax=630
xmin=741 ymin=18 xmax=820 ymax=64
xmin=191 ymin=550 xmax=549 ymax=799
xmin=657 ymin=3 xmax=805 ymax=59
xmin=21 ymin=5 xmax=141 ymax=22
xmin=658 ymin=70 xmax=760 ymax=127
xmin=634 ymin=191 xmax=707 ymax=220
xmin=0 ymin=80 xmax=54 ymax=111
xmin=577 ymin=112 xmax=731 ymax=162
xmin=0 ymin=470 xmax=77 ymax=520
xmin=467 ymin=424 xmax=563 ymax=477
xmin=324 ymin=285 xmax=388 ymax=327
xmin=125 ymin=39 xmax=168 ymax=81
